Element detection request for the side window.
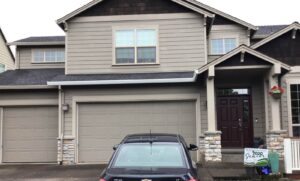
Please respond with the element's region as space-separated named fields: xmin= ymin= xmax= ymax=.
xmin=210 ymin=38 xmax=237 ymax=55
xmin=0 ymin=64 xmax=5 ymax=73
xmin=32 ymin=49 xmax=65 ymax=63
xmin=290 ymin=84 xmax=300 ymax=137
xmin=114 ymin=28 xmax=157 ymax=65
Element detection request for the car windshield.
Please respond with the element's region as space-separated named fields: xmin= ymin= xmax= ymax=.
xmin=112 ymin=143 xmax=186 ymax=168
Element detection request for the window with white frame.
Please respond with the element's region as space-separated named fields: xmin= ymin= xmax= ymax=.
xmin=0 ymin=64 xmax=5 ymax=73
xmin=32 ymin=49 xmax=65 ymax=63
xmin=290 ymin=84 xmax=300 ymax=137
xmin=210 ymin=38 xmax=237 ymax=55
xmin=114 ymin=28 xmax=157 ymax=64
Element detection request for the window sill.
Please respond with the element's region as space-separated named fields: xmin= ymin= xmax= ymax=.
xmin=31 ymin=62 xmax=65 ymax=64
xmin=209 ymin=54 xmax=224 ymax=56
xmin=112 ymin=63 xmax=160 ymax=67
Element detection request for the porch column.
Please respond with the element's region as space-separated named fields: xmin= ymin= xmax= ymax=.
xmin=266 ymin=64 xmax=288 ymax=159
xmin=203 ymin=66 xmax=222 ymax=162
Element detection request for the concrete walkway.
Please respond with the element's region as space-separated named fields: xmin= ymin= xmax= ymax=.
xmin=0 ymin=164 xmax=105 ymax=181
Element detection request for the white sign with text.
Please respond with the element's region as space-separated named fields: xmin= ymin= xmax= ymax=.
xmin=244 ymin=148 xmax=269 ymax=166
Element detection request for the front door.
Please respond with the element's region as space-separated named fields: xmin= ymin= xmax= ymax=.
xmin=217 ymin=89 xmax=253 ymax=148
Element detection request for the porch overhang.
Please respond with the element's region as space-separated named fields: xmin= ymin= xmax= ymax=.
xmin=196 ymin=45 xmax=291 ymax=77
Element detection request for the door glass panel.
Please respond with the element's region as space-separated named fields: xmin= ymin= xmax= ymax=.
xmin=243 ymin=99 xmax=249 ymax=123
xmin=217 ymin=88 xmax=250 ymax=96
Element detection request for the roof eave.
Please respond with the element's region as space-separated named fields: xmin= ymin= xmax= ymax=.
xmin=8 ymin=42 xmax=65 ymax=46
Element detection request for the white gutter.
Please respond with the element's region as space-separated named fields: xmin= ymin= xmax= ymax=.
xmin=47 ymin=71 xmax=198 ymax=86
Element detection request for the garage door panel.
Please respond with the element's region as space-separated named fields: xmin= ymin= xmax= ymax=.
xmin=78 ymin=101 xmax=196 ymax=164
xmin=3 ymin=106 xmax=58 ymax=163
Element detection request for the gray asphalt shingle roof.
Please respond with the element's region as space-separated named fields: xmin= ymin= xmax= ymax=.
xmin=51 ymin=71 xmax=195 ymax=82
xmin=254 ymin=25 xmax=288 ymax=39
xmin=0 ymin=69 xmax=65 ymax=85
xmin=14 ymin=36 xmax=65 ymax=43
xmin=0 ymin=69 xmax=194 ymax=86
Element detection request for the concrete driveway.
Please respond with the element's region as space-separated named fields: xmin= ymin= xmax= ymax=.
xmin=0 ymin=164 xmax=106 ymax=181
xmin=0 ymin=164 xmax=223 ymax=181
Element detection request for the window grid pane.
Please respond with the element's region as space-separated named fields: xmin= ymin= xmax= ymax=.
xmin=137 ymin=29 xmax=156 ymax=46
xmin=211 ymin=39 xmax=223 ymax=55
xmin=137 ymin=47 xmax=156 ymax=63
xmin=224 ymin=38 xmax=236 ymax=53
xmin=116 ymin=30 xmax=135 ymax=47
xmin=116 ymin=48 xmax=135 ymax=64
xmin=290 ymin=84 xmax=300 ymax=137
xmin=0 ymin=64 xmax=5 ymax=73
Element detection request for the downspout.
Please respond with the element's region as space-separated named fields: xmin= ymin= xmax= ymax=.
xmin=58 ymin=85 xmax=65 ymax=165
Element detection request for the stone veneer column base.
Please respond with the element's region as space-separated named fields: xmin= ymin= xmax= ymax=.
xmin=266 ymin=130 xmax=288 ymax=159
xmin=204 ymin=131 xmax=222 ymax=162
xmin=57 ymin=139 xmax=76 ymax=165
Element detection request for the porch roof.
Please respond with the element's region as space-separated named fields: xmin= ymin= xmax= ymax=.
xmin=196 ymin=45 xmax=291 ymax=75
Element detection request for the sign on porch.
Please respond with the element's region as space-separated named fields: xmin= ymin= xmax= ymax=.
xmin=244 ymin=148 xmax=269 ymax=166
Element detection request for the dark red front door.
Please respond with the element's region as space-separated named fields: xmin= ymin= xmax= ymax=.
xmin=217 ymin=96 xmax=253 ymax=148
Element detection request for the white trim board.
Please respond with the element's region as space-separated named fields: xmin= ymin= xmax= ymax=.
xmin=71 ymin=94 xmax=201 ymax=164
xmin=197 ymin=45 xmax=291 ymax=75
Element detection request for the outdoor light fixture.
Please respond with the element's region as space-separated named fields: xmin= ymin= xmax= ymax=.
xmin=62 ymin=104 xmax=69 ymax=112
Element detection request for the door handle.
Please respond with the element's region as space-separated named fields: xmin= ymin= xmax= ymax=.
xmin=238 ymin=118 xmax=243 ymax=128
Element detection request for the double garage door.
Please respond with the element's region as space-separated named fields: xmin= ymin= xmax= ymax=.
xmin=1 ymin=106 xmax=58 ymax=163
xmin=78 ymin=101 xmax=197 ymax=164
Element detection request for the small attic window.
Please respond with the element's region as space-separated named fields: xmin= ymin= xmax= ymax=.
xmin=210 ymin=38 xmax=237 ymax=55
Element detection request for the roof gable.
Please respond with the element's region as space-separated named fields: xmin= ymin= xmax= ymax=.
xmin=57 ymin=0 xmax=214 ymax=28
xmin=57 ymin=0 xmax=256 ymax=31
xmin=252 ymin=22 xmax=300 ymax=49
xmin=197 ymin=45 xmax=290 ymax=74
xmin=75 ymin=0 xmax=193 ymax=17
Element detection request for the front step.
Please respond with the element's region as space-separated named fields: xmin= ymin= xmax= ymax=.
xmin=222 ymin=149 xmax=244 ymax=163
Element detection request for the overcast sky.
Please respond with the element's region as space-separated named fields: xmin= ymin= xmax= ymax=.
xmin=0 ymin=0 xmax=299 ymax=42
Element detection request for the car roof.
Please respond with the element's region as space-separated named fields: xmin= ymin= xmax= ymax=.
xmin=122 ymin=133 xmax=183 ymax=144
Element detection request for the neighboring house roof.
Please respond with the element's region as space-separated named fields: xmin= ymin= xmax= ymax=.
xmin=47 ymin=71 xmax=196 ymax=86
xmin=0 ymin=27 xmax=15 ymax=62
xmin=252 ymin=22 xmax=300 ymax=49
xmin=254 ymin=25 xmax=288 ymax=39
xmin=8 ymin=36 xmax=65 ymax=46
xmin=0 ymin=69 xmax=65 ymax=86
xmin=57 ymin=0 xmax=256 ymax=30
xmin=197 ymin=45 xmax=290 ymax=74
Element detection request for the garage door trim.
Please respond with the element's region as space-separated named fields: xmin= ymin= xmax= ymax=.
xmin=72 ymin=94 xmax=201 ymax=164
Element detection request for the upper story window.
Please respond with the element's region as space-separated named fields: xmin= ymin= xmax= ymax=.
xmin=114 ymin=28 xmax=158 ymax=65
xmin=210 ymin=38 xmax=237 ymax=55
xmin=32 ymin=49 xmax=65 ymax=63
xmin=0 ymin=64 xmax=5 ymax=73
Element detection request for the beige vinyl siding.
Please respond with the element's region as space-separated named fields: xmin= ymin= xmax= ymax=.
xmin=208 ymin=24 xmax=249 ymax=62
xmin=63 ymin=85 xmax=201 ymax=136
xmin=0 ymin=35 xmax=14 ymax=70
xmin=66 ymin=13 xmax=206 ymax=74
xmin=0 ymin=90 xmax=58 ymax=101
xmin=17 ymin=47 xmax=65 ymax=69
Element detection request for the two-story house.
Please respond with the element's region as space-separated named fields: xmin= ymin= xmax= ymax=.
xmin=0 ymin=28 xmax=14 ymax=73
xmin=0 ymin=0 xmax=299 ymax=166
